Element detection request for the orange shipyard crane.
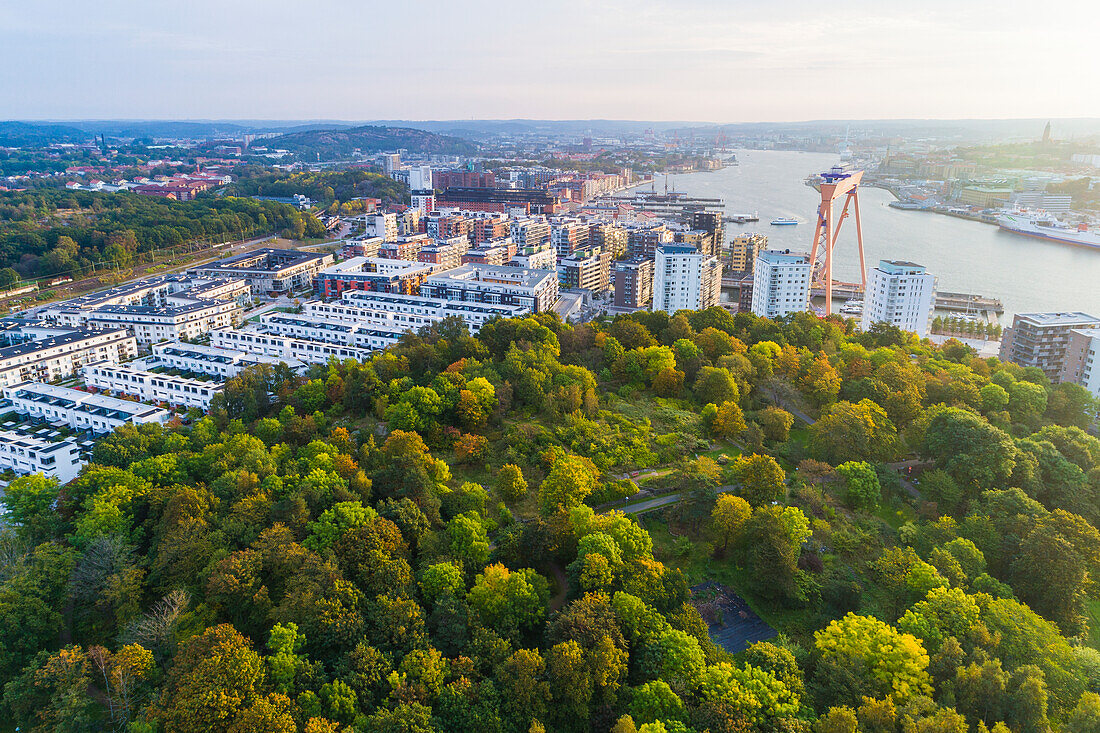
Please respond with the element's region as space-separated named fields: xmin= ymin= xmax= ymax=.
xmin=808 ymin=166 xmax=866 ymax=316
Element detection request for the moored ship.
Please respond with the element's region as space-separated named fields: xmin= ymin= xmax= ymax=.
xmin=997 ymin=212 xmax=1100 ymax=251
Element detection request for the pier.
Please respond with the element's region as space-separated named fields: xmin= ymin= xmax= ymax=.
xmin=721 ymin=278 xmax=1003 ymax=319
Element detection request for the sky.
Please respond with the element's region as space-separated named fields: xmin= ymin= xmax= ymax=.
xmin=3 ymin=0 xmax=1099 ymax=122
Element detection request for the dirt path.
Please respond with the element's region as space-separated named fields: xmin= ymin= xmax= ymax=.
xmin=547 ymin=563 xmax=569 ymax=612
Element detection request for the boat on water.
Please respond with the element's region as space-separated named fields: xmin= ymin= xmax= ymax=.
xmin=889 ymin=201 xmax=925 ymax=211
xmin=839 ymin=299 xmax=864 ymax=316
xmin=997 ymin=212 xmax=1100 ymax=251
xmin=771 ymin=217 xmax=798 ymax=226
xmin=726 ymin=212 xmax=759 ymax=223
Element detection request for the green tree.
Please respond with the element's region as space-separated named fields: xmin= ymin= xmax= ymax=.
xmin=467 ymin=563 xmax=549 ymax=642
xmin=758 ymin=406 xmax=794 ymax=442
xmin=836 ymin=461 xmax=881 ymax=512
xmin=814 ymin=613 xmax=932 ymax=702
xmin=694 ymin=367 xmax=740 ymax=406
xmin=538 ymin=454 xmax=601 ymax=515
xmin=810 ymin=399 xmax=899 ymax=464
xmin=496 ymin=464 xmax=529 ymax=502
xmin=733 ymin=454 xmax=787 ymax=506
xmin=711 ymin=494 xmax=751 ymax=554
xmin=152 ymin=624 xmax=267 ymax=732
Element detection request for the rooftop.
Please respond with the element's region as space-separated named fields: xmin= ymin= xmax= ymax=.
xmin=1015 ymin=312 xmax=1100 ymax=327
xmin=425 ymin=263 xmax=556 ymax=287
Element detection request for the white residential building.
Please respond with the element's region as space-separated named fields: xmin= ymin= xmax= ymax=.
xmin=41 ymin=275 xmax=248 ymax=345
xmin=210 ymin=328 xmax=377 ymax=365
xmin=0 ymin=326 xmax=137 ymax=388
xmin=751 ymin=249 xmax=811 ymax=319
xmin=408 ymin=165 xmax=435 ymax=213
xmin=0 ymin=431 xmax=83 ymax=483
xmin=4 ymin=382 xmax=170 ymax=434
xmin=258 ymin=311 xmax=410 ymax=351
xmin=308 ymin=290 xmax=526 ymax=332
xmin=420 ymin=264 xmax=560 ymax=312
xmin=652 ymin=244 xmax=722 ymax=314
xmin=151 ymin=341 xmax=306 ymax=379
xmin=860 ymin=260 xmax=936 ymax=336
xmin=189 ymin=249 xmax=333 ymax=295
xmin=82 ymin=362 xmax=222 ymax=411
xmin=364 ymin=213 xmax=399 ymax=241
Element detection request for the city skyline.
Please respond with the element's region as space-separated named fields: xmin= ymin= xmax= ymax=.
xmin=4 ymin=0 xmax=1099 ymax=121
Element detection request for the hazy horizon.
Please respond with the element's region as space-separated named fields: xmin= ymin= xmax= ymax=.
xmin=5 ymin=0 xmax=1098 ymax=122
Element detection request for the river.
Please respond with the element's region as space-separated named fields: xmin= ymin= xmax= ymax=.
xmin=639 ymin=150 xmax=1100 ymax=321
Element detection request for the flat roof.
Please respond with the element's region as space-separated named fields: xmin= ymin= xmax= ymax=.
xmin=1015 ymin=312 xmax=1100 ymax=326
xmin=424 ymin=263 xmax=556 ymax=287
xmin=0 ymin=328 xmax=131 ymax=360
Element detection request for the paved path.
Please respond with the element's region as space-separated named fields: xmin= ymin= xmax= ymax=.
xmin=606 ymin=484 xmax=738 ymax=516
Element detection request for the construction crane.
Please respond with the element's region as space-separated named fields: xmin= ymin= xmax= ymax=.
xmin=808 ymin=165 xmax=866 ymax=316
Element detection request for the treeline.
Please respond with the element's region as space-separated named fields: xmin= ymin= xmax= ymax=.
xmin=931 ymin=316 xmax=1004 ymax=340
xmin=0 ymin=189 xmax=325 ymax=278
xmin=2 ymin=308 xmax=1100 ymax=732
xmin=226 ymin=169 xmax=409 ymax=216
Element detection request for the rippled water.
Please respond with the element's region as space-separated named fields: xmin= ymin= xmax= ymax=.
xmin=641 ymin=150 xmax=1100 ymax=320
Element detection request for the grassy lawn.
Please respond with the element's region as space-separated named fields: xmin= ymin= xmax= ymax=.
xmin=1086 ymin=600 xmax=1100 ymax=650
xmin=643 ymin=514 xmax=818 ymax=642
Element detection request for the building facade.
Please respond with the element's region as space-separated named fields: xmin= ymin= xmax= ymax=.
xmin=613 ymin=259 xmax=654 ymax=310
xmin=860 ymin=260 xmax=936 ymax=336
xmin=652 ymin=245 xmax=722 ymax=314
xmin=0 ymin=327 xmax=137 ymax=387
xmin=559 ymin=247 xmax=611 ymax=293
xmin=4 ymin=382 xmax=170 ymax=434
xmin=316 ymin=257 xmax=434 ymax=299
xmin=421 ymin=264 xmax=560 ymax=312
xmin=751 ymin=250 xmax=811 ymax=319
xmin=0 ymin=431 xmax=82 ymax=483
xmin=82 ymin=362 xmax=222 ymax=410
xmin=1060 ymin=328 xmax=1100 ymax=399
xmin=1000 ymin=312 xmax=1100 ymax=381
xmin=190 ymin=249 xmax=334 ymax=295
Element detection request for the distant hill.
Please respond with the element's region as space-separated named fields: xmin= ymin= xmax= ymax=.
xmin=263 ymin=125 xmax=478 ymax=159
xmin=0 ymin=121 xmax=90 ymax=146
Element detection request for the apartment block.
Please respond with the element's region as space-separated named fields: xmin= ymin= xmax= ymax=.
xmin=1060 ymin=328 xmax=1100 ymax=399
xmin=652 ymin=245 xmax=722 ymax=314
xmin=613 ymin=259 xmax=654 ymax=310
xmin=728 ymin=233 xmax=767 ymax=274
xmin=41 ymin=275 xmax=248 ymax=345
xmin=560 ymin=247 xmax=611 ymax=293
xmin=1000 ymin=312 xmax=1100 ymax=381
xmin=418 ymin=235 xmax=471 ymax=270
xmin=751 ymin=250 xmax=811 ymax=319
xmin=4 ymin=382 xmax=170 ymax=434
xmin=0 ymin=431 xmax=82 ymax=484
xmin=0 ymin=326 xmax=137 ymax=388
xmin=151 ymin=341 xmax=306 ymax=378
xmin=860 ymin=260 xmax=936 ymax=336
xmin=211 ymin=328 xmax=377 ymax=365
xmin=551 ymin=219 xmax=590 ymax=259
xmin=421 ymin=264 xmax=560 ymax=312
xmin=82 ymin=361 xmax=222 ymax=411
xmin=190 ymin=249 xmax=333 ymax=295
xmin=316 ymin=257 xmax=434 ymax=299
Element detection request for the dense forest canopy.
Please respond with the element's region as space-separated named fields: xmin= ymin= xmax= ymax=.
xmin=263 ymin=125 xmax=478 ymax=160
xmin=226 ymin=169 xmax=409 ymax=215
xmin=2 ymin=308 xmax=1100 ymax=733
xmin=0 ymin=189 xmax=325 ymax=278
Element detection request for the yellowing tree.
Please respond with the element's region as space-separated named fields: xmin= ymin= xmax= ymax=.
xmin=711 ymin=495 xmax=751 ymax=553
xmin=538 ymin=454 xmax=601 ymax=516
xmin=814 ymin=613 xmax=932 ymax=700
